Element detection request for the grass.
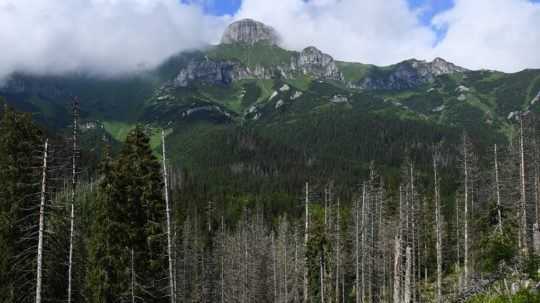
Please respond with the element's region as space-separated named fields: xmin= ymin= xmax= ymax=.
xmin=206 ymin=42 xmax=295 ymax=69
xmin=336 ymin=61 xmax=372 ymax=83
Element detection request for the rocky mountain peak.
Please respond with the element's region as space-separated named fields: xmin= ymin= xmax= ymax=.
xmin=429 ymin=57 xmax=468 ymax=75
xmin=355 ymin=57 xmax=468 ymax=90
xmin=221 ymin=19 xmax=280 ymax=46
xmin=295 ymin=46 xmax=343 ymax=81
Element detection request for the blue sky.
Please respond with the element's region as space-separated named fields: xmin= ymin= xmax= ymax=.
xmin=203 ymin=0 xmax=455 ymax=21
xmin=202 ymin=0 xmax=455 ymax=42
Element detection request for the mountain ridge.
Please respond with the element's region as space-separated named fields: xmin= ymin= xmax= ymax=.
xmin=1 ymin=18 xmax=540 ymax=173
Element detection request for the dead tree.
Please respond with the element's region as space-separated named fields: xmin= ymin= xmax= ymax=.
xmin=67 ymin=98 xmax=79 ymax=303
xmin=355 ymin=184 xmax=366 ymax=303
xmin=335 ymin=198 xmax=341 ymax=303
xmin=304 ymin=182 xmax=310 ymax=303
xmin=494 ymin=144 xmax=503 ymax=234
xmin=434 ymin=156 xmax=443 ymax=303
xmin=462 ymin=133 xmax=471 ymax=286
xmin=35 ymin=139 xmax=48 ymax=303
xmin=131 ymin=248 xmax=136 ymax=303
xmin=393 ymin=234 xmax=401 ymax=303
xmin=404 ymin=246 xmax=412 ymax=303
xmin=161 ymin=130 xmax=176 ymax=303
xmin=519 ymin=116 xmax=529 ymax=255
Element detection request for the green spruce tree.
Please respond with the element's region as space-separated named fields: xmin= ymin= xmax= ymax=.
xmin=86 ymin=126 xmax=166 ymax=302
xmin=0 ymin=101 xmax=42 ymax=303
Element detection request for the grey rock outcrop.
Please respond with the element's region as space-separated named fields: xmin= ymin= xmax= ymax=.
xmin=174 ymin=60 xmax=238 ymax=87
xmin=292 ymin=47 xmax=343 ymax=81
xmin=173 ymin=58 xmax=275 ymax=88
xmin=355 ymin=57 xmax=467 ymax=90
xmin=221 ymin=19 xmax=280 ymax=46
xmin=173 ymin=45 xmax=344 ymax=87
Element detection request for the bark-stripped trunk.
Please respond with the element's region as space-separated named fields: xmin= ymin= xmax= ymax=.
xmin=409 ymin=164 xmax=416 ymax=303
xmin=68 ymin=100 xmax=78 ymax=303
xmin=434 ymin=157 xmax=443 ymax=303
xmin=272 ymin=232 xmax=278 ymax=303
xmin=355 ymin=185 xmax=365 ymax=303
xmin=494 ymin=144 xmax=503 ymax=233
xmin=463 ymin=134 xmax=470 ymax=286
xmin=320 ymin=251 xmax=324 ymax=303
xmin=393 ymin=235 xmax=401 ymax=303
xmin=295 ymin=228 xmax=299 ymax=303
xmin=304 ymin=182 xmax=309 ymax=303
xmin=221 ymin=216 xmax=225 ymax=303
xmin=35 ymin=139 xmax=48 ymax=303
xmin=335 ymin=199 xmax=340 ymax=303
xmin=403 ymin=246 xmax=412 ymax=303
xmin=162 ymin=130 xmax=176 ymax=303
xmin=131 ymin=248 xmax=135 ymax=303
xmin=284 ymin=231 xmax=289 ymax=303
xmin=361 ymin=184 xmax=367 ymax=302
xmin=519 ymin=117 xmax=529 ymax=255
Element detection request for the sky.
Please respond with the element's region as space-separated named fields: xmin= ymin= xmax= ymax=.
xmin=0 ymin=0 xmax=539 ymax=80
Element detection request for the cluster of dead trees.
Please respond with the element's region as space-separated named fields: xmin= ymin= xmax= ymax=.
xmin=4 ymin=97 xmax=540 ymax=303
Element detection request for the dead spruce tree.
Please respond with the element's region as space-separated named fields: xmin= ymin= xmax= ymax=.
xmin=434 ymin=154 xmax=443 ymax=303
xmin=161 ymin=130 xmax=176 ymax=303
xmin=460 ymin=132 xmax=475 ymax=287
xmin=35 ymin=139 xmax=49 ymax=303
xmin=67 ymin=98 xmax=79 ymax=303
xmin=304 ymin=182 xmax=310 ymax=303
xmin=519 ymin=115 xmax=529 ymax=256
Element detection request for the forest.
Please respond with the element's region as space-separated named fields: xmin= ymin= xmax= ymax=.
xmin=1 ymin=97 xmax=540 ymax=303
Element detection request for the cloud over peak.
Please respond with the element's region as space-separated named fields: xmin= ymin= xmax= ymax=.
xmin=0 ymin=0 xmax=539 ymax=80
xmin=0 ymin=0 xmax=225 ymax=78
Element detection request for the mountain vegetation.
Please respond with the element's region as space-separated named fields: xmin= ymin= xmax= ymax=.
xmin=1 ymin=19 xmax=540 ymax=302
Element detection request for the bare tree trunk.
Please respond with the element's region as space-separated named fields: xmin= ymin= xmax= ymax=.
xmin=409 ymin=164 xmax=416 ymax=303
xmin=35 ymin=139 xmax=48 ymax=303
xmin=519 ymin=117 xmax=529 ymax=256
xmin=68 ymin=99 xmax=78 ymax=303
xmin=355 ymin=185 xmax=365 ymax=303
xmin=304 ymin=182 xmax=310 ymax=303
xmin=403 ymin=246 xmax=411 ymax=303
xmin=320 ymin=252 xmax=324 ymax=303
xmin=335 ymin=199 xmax=340 ymax=303
xmin=434 ymin=157 xmax=443 ymax=303
xmin=393 ymin=235 xmax=401 ymax=303
xmin=131 ymin=248 xmax=135 ymax=303
xmin=221 ymin=216 xmax=225 ymax=303
xmin=463 ymin=134 xmax=470 ymax=286
xmin=272 ymin=233 xmax=278 ymax=303
xmin=295 ymin=227 xmax=299 ymax=303
xmin=494 ymin=144 xmax=503 ymax=234
xmin=361 ymin=184 xmax=367 ymax=302
xmin=162 ymin=130 xmax=176 ymax=303
xmin=285 ymin=231 xmax=289 ymax=303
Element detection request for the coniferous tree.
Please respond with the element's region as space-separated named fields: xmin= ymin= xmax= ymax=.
xmin=0 ymin=103 xmax=42 ymax=303
xmin=86 ymin=126 xmax=167 ymax=302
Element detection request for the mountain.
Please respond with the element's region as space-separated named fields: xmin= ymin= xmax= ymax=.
xmin=221 ymin=18 xmax=281 ymax=45
xmin=1 ymin=18 xmax=540 ymax=183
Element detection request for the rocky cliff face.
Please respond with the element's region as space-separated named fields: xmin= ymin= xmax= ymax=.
xmin=173 ymin=20 xmax=462 ymax=89
xmin=173 ymin=45 xmax=343 ymax=87
xmin=355 ymin=57 xmax=468 ymax=90
xmin=173 ymin=58 xmax=275 ymax=88
xmin=292 ymin=47 xmax=343 ymax=81
xmin=221 ymin=19 xmax=280 ymax=45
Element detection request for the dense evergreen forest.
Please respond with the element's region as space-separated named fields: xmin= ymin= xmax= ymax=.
xmin=2 ymin=96 xmax=540 ymax=303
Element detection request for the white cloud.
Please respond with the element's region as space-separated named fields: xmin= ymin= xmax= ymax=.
xmin=0 ymin=0 xmax=538 ymax=79
xmin=233 ymin=0 xmax=437 ymax=66
xmin=432 ymin=0 xmax=540 ymax=72
xmin=233 ymin=0 xmax=540 ymax=72
xmin=0 ymin=0 xmax=226 ymax=79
